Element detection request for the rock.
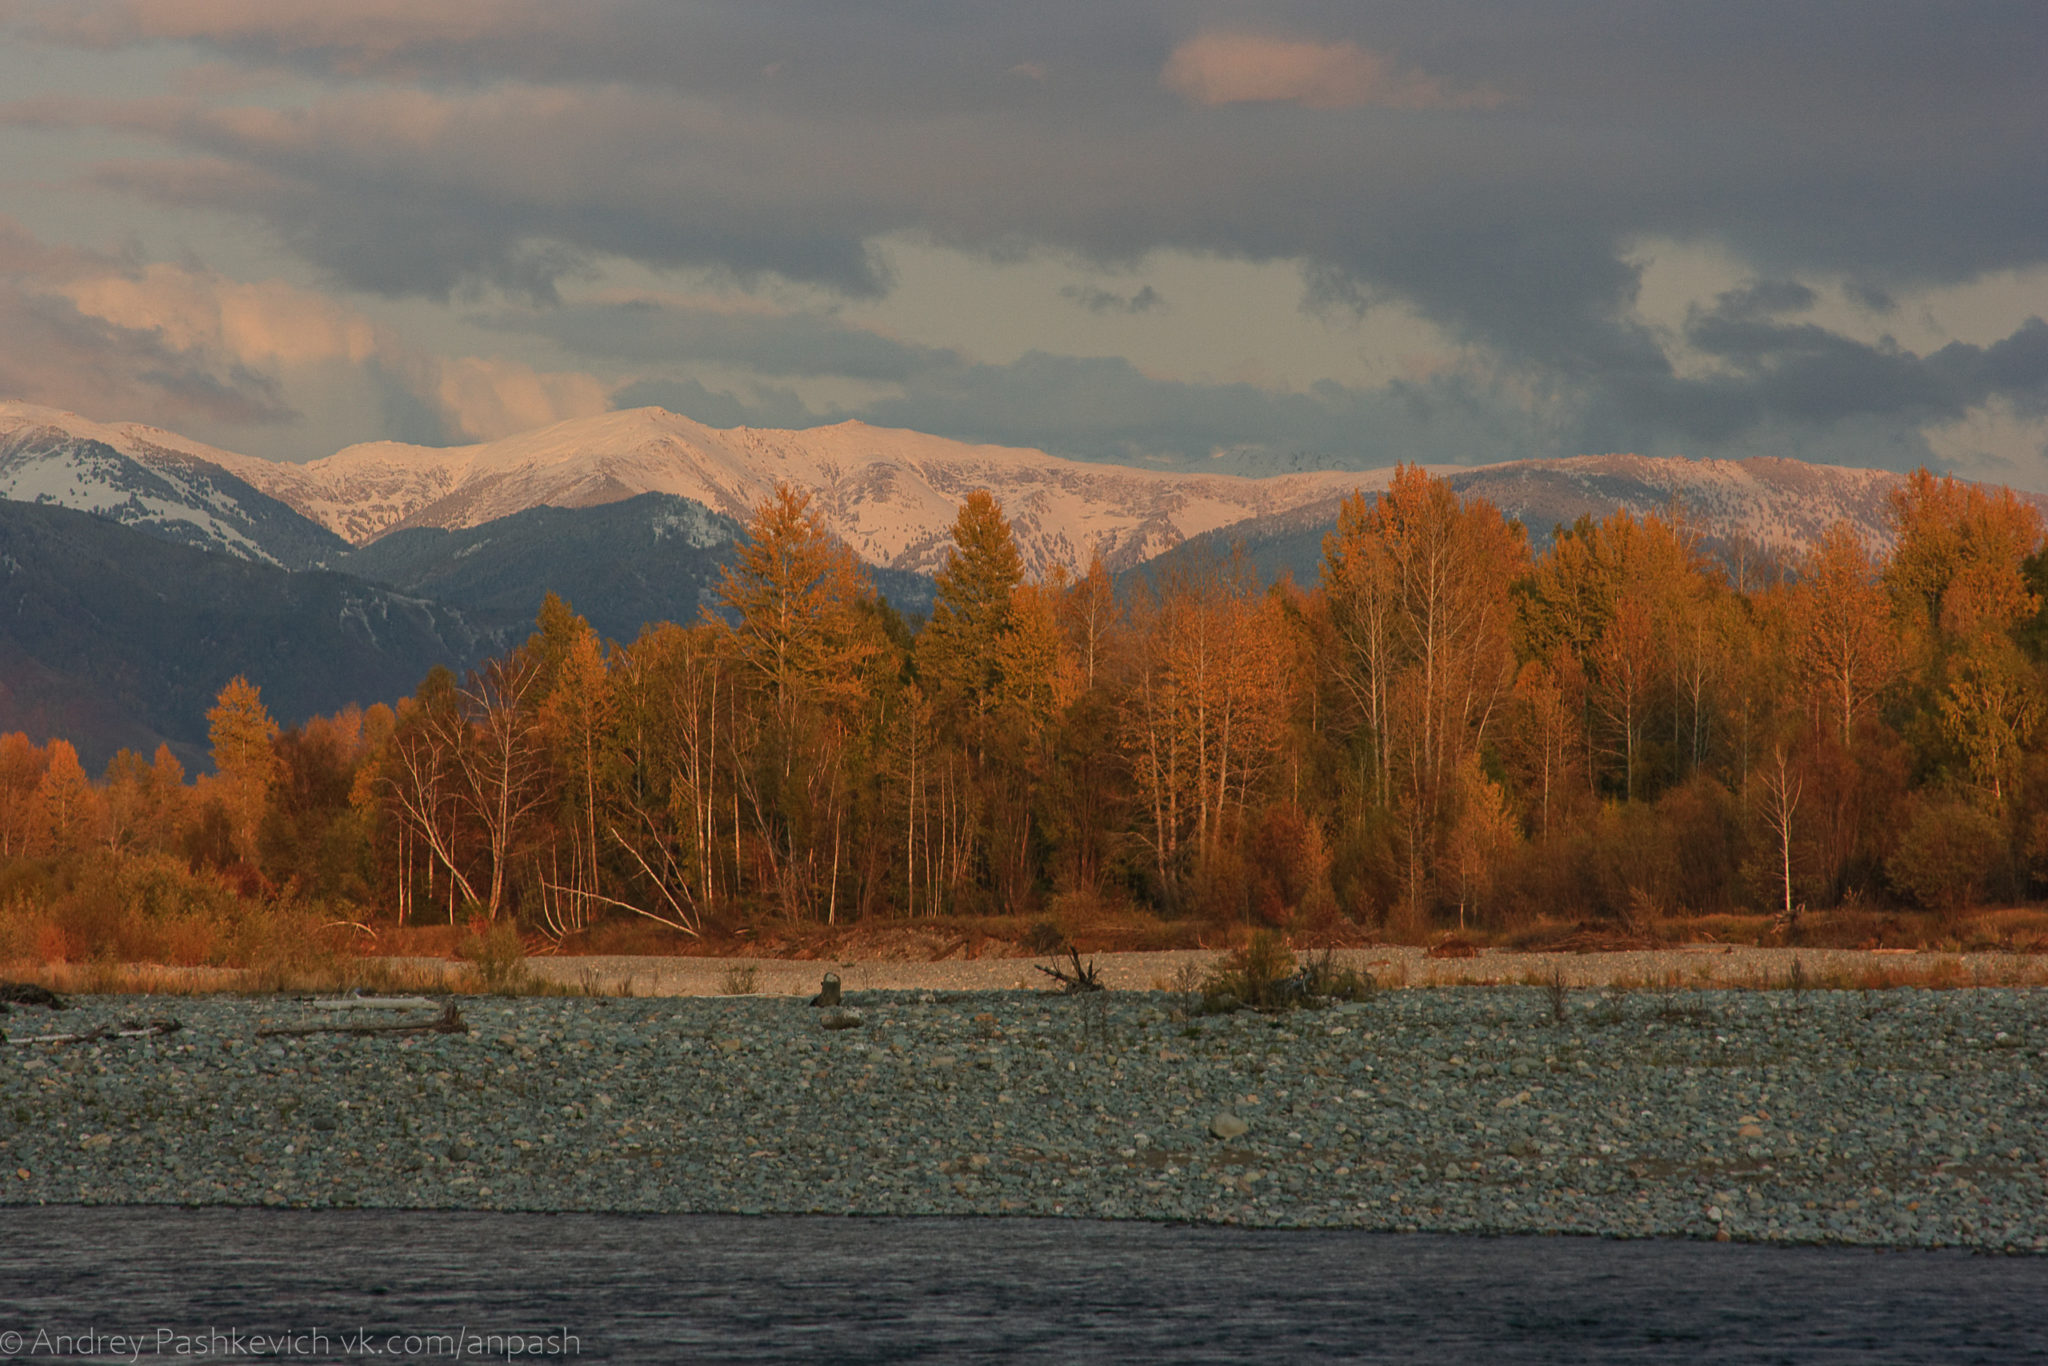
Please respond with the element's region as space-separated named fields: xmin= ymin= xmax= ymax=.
xmin=1210 ymin=1112 xmax=1249 ymax=1141
xmin=810 ymin=974 xmax=842 ymax=1007
xmin=819 ymin=1007 xmax=864 ymax=1031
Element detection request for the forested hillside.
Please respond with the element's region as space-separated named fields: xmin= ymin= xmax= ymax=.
xmin=0 ymin=501 xmax=499 ymax=770
xmin=6 ymin=465 xmax=2048 ymax=962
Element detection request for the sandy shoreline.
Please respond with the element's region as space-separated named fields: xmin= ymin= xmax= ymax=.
xmin=508 ymin=944 xmax=2048 ymax=997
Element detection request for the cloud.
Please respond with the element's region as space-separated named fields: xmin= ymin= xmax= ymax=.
xmin=1160 ymin=32 xmax=1503 ymax=111
xmin=423 ymin=355 xmax=609 ymax=441
xmin=482 ymin=297 xmax=949 ymax=381
xmin=11 ymin=84 xmax=899 ymax=301
xmin=0 ymin=217 xmax=297 ymax=427
xmin=4 ymin=4 xmax=2048 ymax=479
xmin=558 ymin=297 xmax=1536 ymax=469
xmin=609 ymin=375 xmax=820 ymax=432
xmin=58 ymin=262 xmax=382 ymax=368
xmin=0 ymin=215 xmax=610 ymax=449
xmin=1061 ymin=283 xmax=1164 ymax=314
xmin=3 ymin=0 xmax=559 ymax=72
xmin=478 ymin=282 xmax=2048 ymax=479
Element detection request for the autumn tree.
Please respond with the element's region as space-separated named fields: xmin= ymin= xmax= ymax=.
xmin=605 ymin=620 xmax=730 ymax=936
xmin=920 ymin=491 xmax=1030 ymax=742
xmin=0 ymin=733 xmax=50 ymax=857
xmin=1501 ymin=656 xmax=1584 ymax=839
xmin=529 ymin=597 xmax=619 ymax=937
xmin=1123 ymin=555 xmax=1291 ymax=910
xmin=207 ymin=675 xmax=279 ymax=863
xmin=1789 ymin=524 xmax=1903 ymax=749
xmin=35 ymin=739 xmax=103 ymax=855
xmin=716 ymin=482 xmax=891 ymax=919
xmin=1885 ymin=469 xmax=2042 ymax=646
xmin=1757 ymin=745 xmax=1803 ymax=922
xmin=260 ymin=709 xmax=375 ymax=901
xmin=374 ymin=667 xmax=482 ymax=923
xmin=719 ymin=482 xmax=884 ymax=733
xmin=1058 ymin=552 xmax=1120 ymax=690
xmin=452 ymin=654 xmax=551 ymax=921
xmin=1320 ymin=467 xmax=1524 ymax=923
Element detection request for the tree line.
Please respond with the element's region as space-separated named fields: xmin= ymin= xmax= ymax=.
xmin=7 ymin=465 xmax=2048 ymax=948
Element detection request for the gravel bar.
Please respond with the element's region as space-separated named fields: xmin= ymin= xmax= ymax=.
xmin=4 ymin=986 xmax=2044 ymax=1252
xmin=512 ymin=946 xmax=2048 ymax=996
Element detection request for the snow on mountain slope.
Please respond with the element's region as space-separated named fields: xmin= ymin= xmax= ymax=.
xmin=1 ymin=399 xmax=2025 ymax=582
xmin=1449 ymin=453 xmax=1908 ymax=551
xmin=196 ymin=407 xmax=1387 ymax=576
xmin=0 ymin=402 xmax=349 ymax=568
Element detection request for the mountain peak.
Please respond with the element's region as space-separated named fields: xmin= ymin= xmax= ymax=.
xmin=0 ymin=397 xmax=2015 ymax=582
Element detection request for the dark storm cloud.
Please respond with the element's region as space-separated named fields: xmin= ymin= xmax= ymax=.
xmin=576 ymin=301 xmax=1534 ymax=467
xmin=6 ymin=1 xmax=2047 ymax=463
xmin=484 ymin=300 xmax=951 ymax=382
xmin=1586 ymin=301 xmax=2048 ymax=447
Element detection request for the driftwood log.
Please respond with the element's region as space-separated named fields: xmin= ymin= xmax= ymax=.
xmin=309 ymin=996 xmax=441 ymax=1011
xmin=1034 ymin=946 xmax=1104 ymax=993
xmin=257 ymin=1002 xmax=468 ymax=1038
xmin=6 ymin=1019 xmax=178 ymax=1046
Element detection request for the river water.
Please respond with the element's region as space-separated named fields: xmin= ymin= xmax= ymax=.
xmin=0 ymin=1209 xmax=2041 ymax=1363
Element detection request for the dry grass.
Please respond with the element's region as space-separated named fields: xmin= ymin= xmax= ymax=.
xmin=1512 ymin=956 xmax=2048 ymax=992
xmin=0 ymin=949 xmax=651 ymax=999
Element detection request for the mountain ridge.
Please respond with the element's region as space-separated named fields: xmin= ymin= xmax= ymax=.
xmin=0 ymin=499 xmax=502 ymax=769
xmin=0 ymin=399 xmax=2026 ymax=587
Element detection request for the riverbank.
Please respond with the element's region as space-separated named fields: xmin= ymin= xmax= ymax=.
xmin=4 ymin=985 xmax=2043 ymax=1251
xmin=510 ymin=944 xmax=2048 ymax=996
xmin=14 ymin=944 xmax=2048 ymax=999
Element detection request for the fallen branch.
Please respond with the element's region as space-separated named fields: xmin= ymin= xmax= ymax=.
xmin=7 ymin=1019 xmax=179 ymax=1046
xmin=1035 ymin=946 xmax=1104 ymax=994
xmin=309 ymin=995 xmax=440 ymax=1011
xmin=257 ymin=1003 xmax=469 ymax=1038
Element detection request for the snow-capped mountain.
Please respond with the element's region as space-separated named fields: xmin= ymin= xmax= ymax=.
xmin=1147 ymin=452 xmax=1929 ymax=591
xmin=191 ymin=407 xmax=1390 ymax=577
xmin=0 ymin=402 xmax=348 ymax=569
xmin=0 ymin=398 xmax=2019 ymax=583
xmin=1451 ymin=453 xmax=1907 ymax=551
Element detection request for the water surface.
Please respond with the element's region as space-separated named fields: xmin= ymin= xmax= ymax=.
xmin=0 ymin=1209 xmax=2041 ymax=1363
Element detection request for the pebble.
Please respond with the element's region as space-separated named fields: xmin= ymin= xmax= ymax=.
xmin=1 ymin=988 xmax=2043 ymax=1252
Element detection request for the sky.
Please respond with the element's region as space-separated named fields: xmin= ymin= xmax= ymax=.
xmin=0 ymin=1 xmax=2043 ymax=485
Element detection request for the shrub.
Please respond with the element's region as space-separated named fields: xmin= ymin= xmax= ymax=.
xmin=1198 ymin=933 xmax=1369 ymax=1011
xmin=1295 ymin=948 xmax=1373 ymax=1001
xmin=1201 ymin=929 xmax=1293 ymax=1010
xmin=1887 ymin=799 xmax=2006 ymax=914
xmin=457 ymin=914 xmax=529 ymax=992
